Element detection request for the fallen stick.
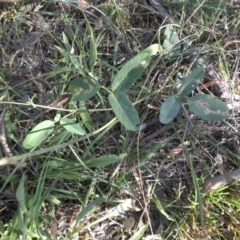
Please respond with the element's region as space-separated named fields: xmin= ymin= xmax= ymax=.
xmin=203 ymin=168 xmax=240 ymax=193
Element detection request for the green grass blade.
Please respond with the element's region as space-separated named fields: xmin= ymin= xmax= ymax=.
xmin=185 ymin=147 xmax=204 ymax=227
xmin=86 ymin=20 xmax=97 ymax=71
xmin=129 ymin=224 xmax=148 ymax=240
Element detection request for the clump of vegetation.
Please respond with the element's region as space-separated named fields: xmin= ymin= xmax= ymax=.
xmin=99 ymin=2 xmax=130 ymax=28
xmin=0 ymin=0 xmax=240 ymax=239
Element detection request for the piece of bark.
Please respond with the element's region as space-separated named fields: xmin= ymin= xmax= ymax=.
xmin=203 ymin=168 xmax=240 ymax=193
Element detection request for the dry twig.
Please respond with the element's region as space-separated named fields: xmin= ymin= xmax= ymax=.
xmin=203 ymin=168 xmax=240 ymax=193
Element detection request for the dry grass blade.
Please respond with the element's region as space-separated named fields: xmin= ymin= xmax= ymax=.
xmin=33 ymin=95 xmax=70 ymax=121
xmin=78 ymin=199 xmax=142 ymax=232
xmin=0 ymin=107 xmax=13 ymax=158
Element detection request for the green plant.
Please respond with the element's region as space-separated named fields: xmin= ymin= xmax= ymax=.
xmin=22 ymin=24 xmax=231 ymax=150
xmin=159 ymin=25 xmax=230 ymax=124
xmin=159 ymin=66 xmax=230 ymax=124
xmin=1 ymin=1 xmax=240 ymax=239
xmin=21 ymin=33 xmax=161 ymax=149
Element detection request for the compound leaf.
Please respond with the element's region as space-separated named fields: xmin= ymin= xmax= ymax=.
xmin=160 ymin=96 xmax=182 ymax=124
xmin=111 ymin=53 xmax=151 ymax=92
xmin=108 ymin=92 xmax=140 ymax=131
xmin=162 ymin=24 xmax=181 ymax=59
xmin=23 ymin=120 xmax=55 ymax=149
xmin=188 ymin=94 xmax=230 ymax=121
xmin=142 ymin=43 xmax=162 ymax=56
xmin=178 ymin=66 xmax=205 ymax=97
xmin=60 ymin=118 xmax=85 ymax=135
xmin=69 ymin=76 xmax=100 ymax=101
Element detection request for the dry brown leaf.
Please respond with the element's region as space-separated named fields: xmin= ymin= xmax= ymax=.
xmin=122 ymin=216 xmax=135 ymax=230
xmin=137 ymin=131 xmax=145 ymax=141
xmin=147 ymin=104 xmax=160 ymax=111
xmin=132 ymin=168 xmax=144 ymax=189
xmin=50 ymin=218 xmax=58 ymax=237
xmin=197 ymin=80 xmax=219 ymax=91
xmin=169 ymin=141 xmax=190 ymax=158
xmin=80 ymin=231 xmax=89 ymax=240
xmin=78 ymin=0 xmax=91 ymax=10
